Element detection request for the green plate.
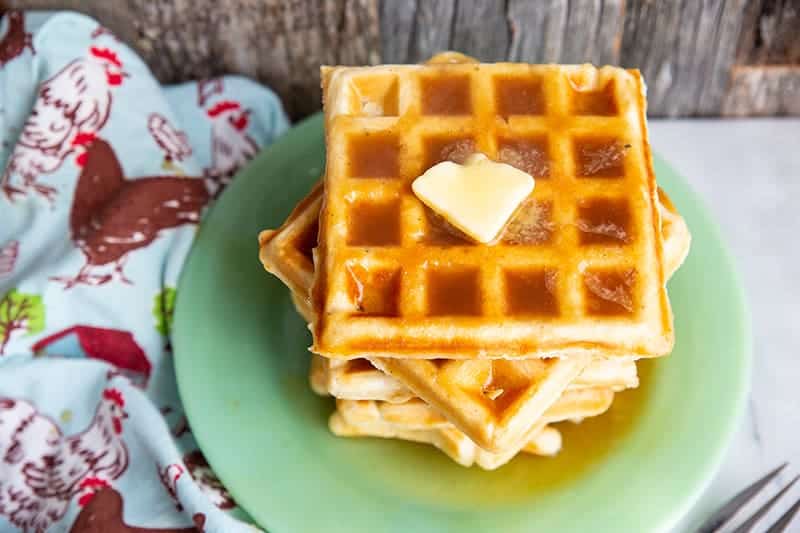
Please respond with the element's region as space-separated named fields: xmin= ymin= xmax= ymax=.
xmin=174 ymin=114 xmax=751 ymax=533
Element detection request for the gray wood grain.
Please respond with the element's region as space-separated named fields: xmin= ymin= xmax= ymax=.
xmin=507 ymin=0 xmax=568 ymax=62
xmin=723 ymin=66 xmax=800 ymax=115
xmin=697 ymin=0 xmax=751 ymax=114
xmin=408 ymin=0 xmax=454 ymax=63
xmin=449 ymin=0 xmax=509 ymax=62
xmin=379 ymin=0 xmax=416 ymax=63
xmin=6 ymin=0 xmax=799 ymax=117
xmin=736 ymin=0 xmax=800 ymax=65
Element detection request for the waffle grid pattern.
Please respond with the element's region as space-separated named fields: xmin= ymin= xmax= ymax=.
xmin=260 ymin=174 xmax=684 ymax=451
xmin=316 ymin=63 xmax=670 ymax=358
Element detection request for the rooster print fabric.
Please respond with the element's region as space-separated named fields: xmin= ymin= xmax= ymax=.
xmin=0 ymin=11 xmax=288 ymax=533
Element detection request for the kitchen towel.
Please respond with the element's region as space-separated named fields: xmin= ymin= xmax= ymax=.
xmin=0 ymin=10 xmax=288 ymax=532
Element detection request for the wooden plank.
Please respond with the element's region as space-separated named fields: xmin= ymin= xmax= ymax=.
xmin=379 ymin=0 xmax=416 ymax=63
xmin=507 ymin=0 xmax=567 ymax=62
xmin=561 ymin=0 xmax=602 ymax=63
xmin=659 ymin=0 xmax=705 ymax=117
xmin=594 ymin=0 xmax=626 ymax=65
xmin=407 ymin=0 xmax=454 ymax=63
xmin=736 ymin=0 xmax=800 ymax=65
xmin=8 ymin=0 xmax=799 ymax=117
xmin=621 ymin=0 xmax=684 ymax=115
xmin=697 ymin=0 xmax=750 ymax=114
xmin=620 ymin=0 xmax=750 ymax=116
xmin=539 ymin=0 xmax=569 ymax=62
xmin=722 ymin=65 xmax=800 ymax=115
xmin=449 ymin=0 xmax=509 ymax=62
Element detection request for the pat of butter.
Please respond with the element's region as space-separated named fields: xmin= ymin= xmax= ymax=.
xmin=412 ymin=153 xmax=535 ymax=243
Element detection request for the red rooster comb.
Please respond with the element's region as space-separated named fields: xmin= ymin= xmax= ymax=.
xmin=207 ymin=100 xmax=241 ymax=117
xmin=78 ymin=477 xmax=110 ymax=507
xmin=79 ymin=477 xmax=110 ymax=491
xmin=71 ymin=131 xmax=97 ymax=147
xmin=90 ymin=46 xmax=122 ymax=68
xmin=103 ymin=388 xmax=125 ymax=407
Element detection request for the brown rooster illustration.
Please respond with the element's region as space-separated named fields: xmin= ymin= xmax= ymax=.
xmin=50 ymin=133 xmax=212 ymax=289
xmin=0 ymin=10 xmax=34 ymax=67
xmin=70 ymin=486 xmax=205 ymax=533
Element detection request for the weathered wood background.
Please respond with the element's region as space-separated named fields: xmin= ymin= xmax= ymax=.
xmin=6 ymin=0 xmax=800 ymax=119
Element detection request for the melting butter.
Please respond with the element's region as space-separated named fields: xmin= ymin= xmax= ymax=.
xmin=412 ymin=153 xmax=535 ymax=243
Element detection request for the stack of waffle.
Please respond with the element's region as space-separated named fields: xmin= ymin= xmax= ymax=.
xmin=258 ymin=54 xmax=690 ymax=469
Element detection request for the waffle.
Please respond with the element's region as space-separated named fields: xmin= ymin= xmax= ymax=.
xmin=329 ymin=412 xmax=562 ymax=470
xmin=334 ymin=386 xmax=614 ymax=431
xmin=309 ymin=350 xmax=414 ymax=403
xmin=330 ymin=387 xmax=612 ymax=470
xmin=657 ymin=187 xmax=691 ymax=279
xmin=313 ymin=62 xmax=672 ymax=360
xmin=309 ymin=352 xmax=637 ymax=402
xmin=257 ymin=181 xmax=322 ymax=301
xmin=260 ymin=178 xmax=687 ymax=450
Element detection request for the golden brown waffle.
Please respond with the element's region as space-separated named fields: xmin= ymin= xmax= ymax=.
xmin=313 ymin=62 xmax=672 ymax=360
xmin=258 ymin=182 xmax=322 ymax=301
xmin=330 ymin=388 xmax=614 ymax=469
xmin=329 ymin=412 xmax=562 ymax=470
xmin=309 ymin=352 xmax=637 ymax=402
xmin=309 ymin=351 xmax=414 ymax=403
xmin=334 ymin=386 xmax=614 ymax=431
xmin=657 ymin=188 xmax=691 ymax=279
xmin=260 ymin=177 xmax=688 ymax=451
xmin=370 ymin=355 xmax=587 ymax=451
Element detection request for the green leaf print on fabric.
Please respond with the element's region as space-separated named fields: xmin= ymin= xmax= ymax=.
xmin=153 ymin=287 xmax=177 ymax=336
xmin=0 ymin=288 xmax=45 ymax=354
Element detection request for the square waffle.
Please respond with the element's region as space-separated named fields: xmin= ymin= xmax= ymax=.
xmin=329 ymin=411 xmax=562 ymax=470
xmin=260 ymin=178 xmax=688 ymax=451
xmin=309 ymin=352 xmax=638 ymax=402
xmin=309 ymin=350 xmax=414 ymax=403
xmin=330 ymin=387 xmax=614 ymax=470
xmin=334 ymin=386 xmax=615 ymax=431
xmin=313 ymin=62 xmax=672 ymax=360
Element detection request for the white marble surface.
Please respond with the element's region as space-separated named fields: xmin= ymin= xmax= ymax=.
xmin=647 ymin=119 xmax=800 ymax=532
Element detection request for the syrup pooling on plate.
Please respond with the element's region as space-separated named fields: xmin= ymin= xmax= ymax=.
xmin=583 ymin=268 xmax=637 ymax=316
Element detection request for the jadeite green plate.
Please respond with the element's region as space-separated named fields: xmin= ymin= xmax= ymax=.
xmin=174 ymin=113 xmax=751 ymax=533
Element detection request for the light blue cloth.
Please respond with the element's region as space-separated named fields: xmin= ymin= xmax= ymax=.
xmin=0 ymin=10 xmax=288 ymax=532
